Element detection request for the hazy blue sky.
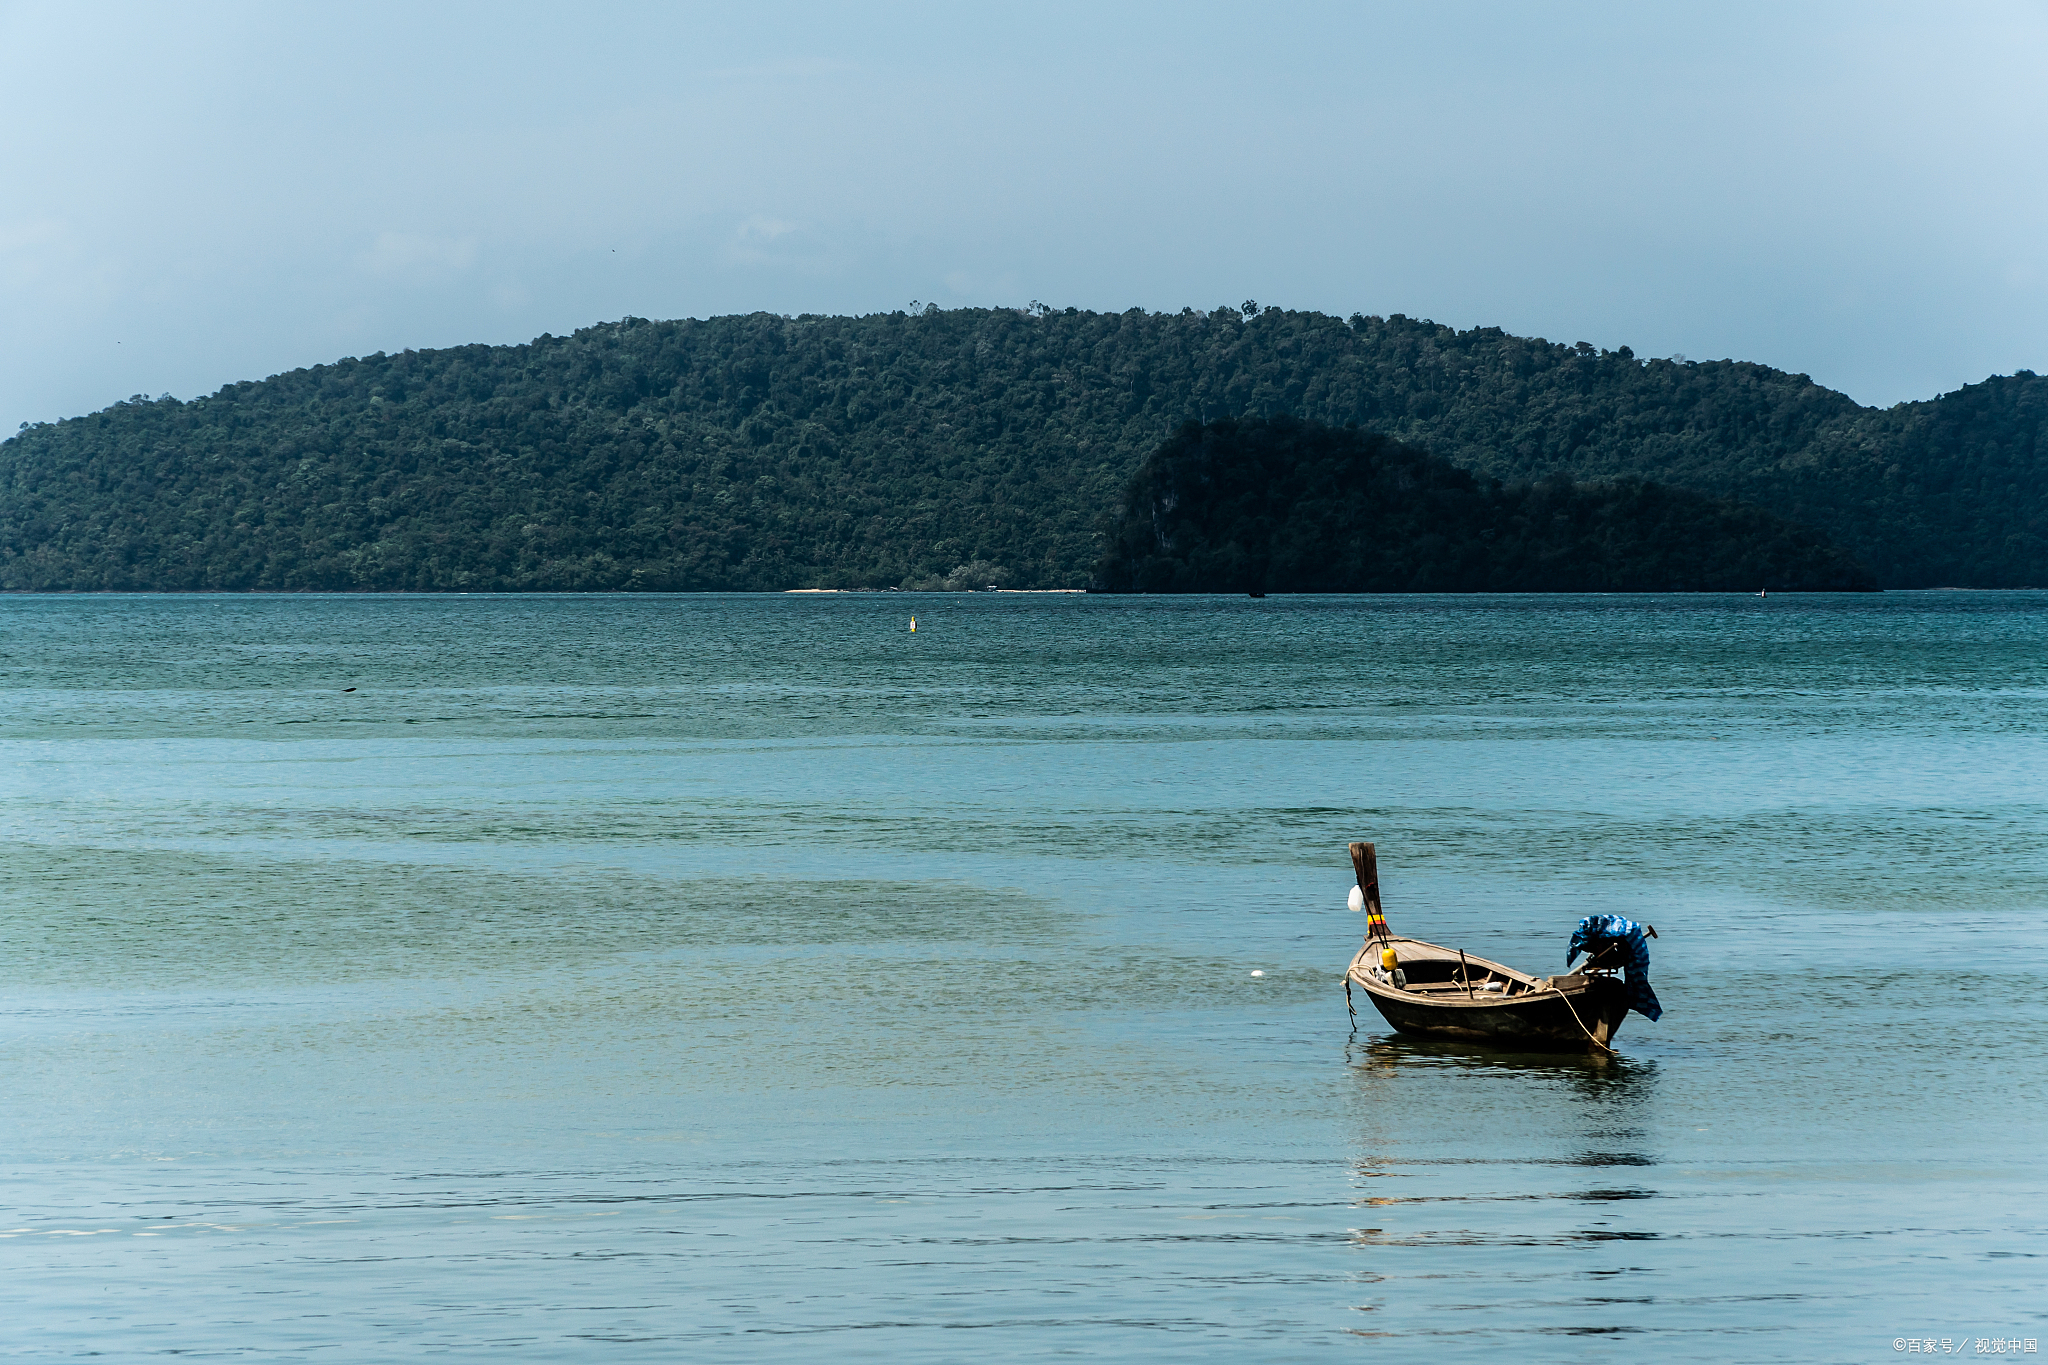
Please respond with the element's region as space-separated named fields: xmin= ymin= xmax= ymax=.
xmin=3 ymin=0 xmax=2043 ymax=431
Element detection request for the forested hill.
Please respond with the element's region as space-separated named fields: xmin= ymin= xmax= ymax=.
xmin=1 ymin=306 xmax=2041 ymax=591
xmin=1095 ymin=418 xmax=1877 ymax=594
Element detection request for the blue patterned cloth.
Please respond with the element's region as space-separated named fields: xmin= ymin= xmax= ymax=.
xmin=1567 ymin=915 xmax=1663 ymax=1021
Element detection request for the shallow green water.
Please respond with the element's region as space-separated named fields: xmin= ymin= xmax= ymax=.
xmin=2 ymin=593 xmax=2044 ymax=1361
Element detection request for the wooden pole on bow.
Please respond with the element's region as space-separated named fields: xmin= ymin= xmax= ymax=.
xmin=1350 ymin=841 xmax=1389 ymax=942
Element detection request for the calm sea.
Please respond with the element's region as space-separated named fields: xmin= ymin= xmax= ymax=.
xmin=2 ymin=593 xmax=2043 ymax=1362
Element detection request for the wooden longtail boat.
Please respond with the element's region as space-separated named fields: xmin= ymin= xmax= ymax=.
xmin=1342 ymin=841 xmax=1631 ymax=1051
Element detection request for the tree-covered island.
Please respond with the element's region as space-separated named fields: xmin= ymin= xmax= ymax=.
xmin=1 ymin=306 xmax=2039 ymax=591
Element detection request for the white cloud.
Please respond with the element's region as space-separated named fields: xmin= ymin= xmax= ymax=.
xmin=726 ymin=216 xmax=817 ymax=268
xmin=356 ymin=232 xmax=478 ymax=281
xmin=0 ymin=218 xmax=123 ymax=321
xmin=735 ymin=216 xmax=798 ymax=244
xmin=0 ymin=219 xmax=81 ymax=287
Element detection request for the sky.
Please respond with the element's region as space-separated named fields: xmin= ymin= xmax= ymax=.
xmin=2 ymin=0 xmax=2044 ymax=432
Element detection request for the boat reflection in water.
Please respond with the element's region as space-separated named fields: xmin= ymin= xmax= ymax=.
xmin=1340 ymin=1031 xmax=1667 ymax=1325
xmin=1346 ymin=1031 xmax=1660 ymax=1111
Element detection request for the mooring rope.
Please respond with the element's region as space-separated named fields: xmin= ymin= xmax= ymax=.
xmin=1552 ymin=981 xmax=1619 ymax=1057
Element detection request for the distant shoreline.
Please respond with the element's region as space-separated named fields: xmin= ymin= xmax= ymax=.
xmin=16 ymin=586 xmax=2048 ymax=598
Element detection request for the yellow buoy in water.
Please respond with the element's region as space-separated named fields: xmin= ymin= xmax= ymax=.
xmin=910 ymin=615 xmax=917 ymax=632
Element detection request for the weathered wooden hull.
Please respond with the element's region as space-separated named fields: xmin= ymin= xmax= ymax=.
xmin=1360 ymin=974 xmax=1629 ymax=1048
xmin=1347 ymin=936 xmax=1630 ymax=1051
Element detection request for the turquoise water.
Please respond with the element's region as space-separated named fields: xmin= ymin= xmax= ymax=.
xmin=2 ymin=593 xmax=2044 ymax=1361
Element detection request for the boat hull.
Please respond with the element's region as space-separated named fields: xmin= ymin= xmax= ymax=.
xmin=1348 ymin=937 xmax=1630 ymax=1051
xmin=1361 ymin=975 xmax=1628 ymax=1048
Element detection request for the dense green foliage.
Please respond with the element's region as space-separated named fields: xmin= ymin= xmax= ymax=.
xmin=1094 ymin=418 xmax=1877 ymax=593
xmin=0 ymin=305 xmax=2040 ymax=590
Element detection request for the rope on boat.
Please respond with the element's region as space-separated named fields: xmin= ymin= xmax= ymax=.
xmin=1553 ymin=984 xmax=1618 ymax=1057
